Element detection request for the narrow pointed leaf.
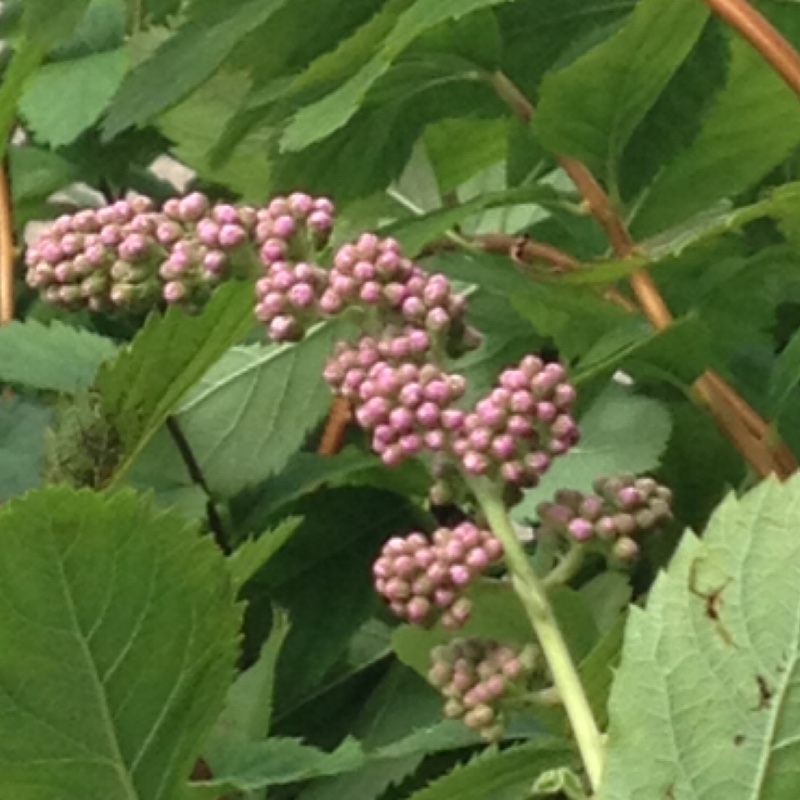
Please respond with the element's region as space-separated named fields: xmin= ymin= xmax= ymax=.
xmin=280 ymin=0 xmax=517 ymax=152
xmin=534 ymin=0 xmax=708 ymax=182
xmin=103 ymin=0 xmax=289 ymax=137
xmin=632 ymin=36 xmax=800 ymax=236
xmin=402 ymin=740 xmax=575 ymax=800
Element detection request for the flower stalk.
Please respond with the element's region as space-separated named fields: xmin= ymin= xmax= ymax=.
xmin=468 ymin=475 xmax=605 ymax=791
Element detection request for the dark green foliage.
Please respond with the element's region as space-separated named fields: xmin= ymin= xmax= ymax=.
xmin=6 ymin=1 xmax=800 ymax=797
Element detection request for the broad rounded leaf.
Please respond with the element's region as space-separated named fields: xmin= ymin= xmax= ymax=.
xmin=0 ymin=487 xmax=240 ymax=799
xmin=599 ymin=475 xmax=800 ymax=798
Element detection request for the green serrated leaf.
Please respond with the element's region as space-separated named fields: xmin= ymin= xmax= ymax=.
xmin=575 ymin=313 xmax=713 ymax=387
xmin=197 ymin=736 xmax=367 ymax=794
xmin=227 ymin=518 xmax=301 ymax=593
xmin=205 ymin=664 xmax=543 ymax=797
xmin=96 ymin=281 xmax=256 ymax=486
xmin=0 ymin=395 xmax=50 ymax=501
xmin=599 ymin=474 xmax=800 ymax=798
xmin=125 ymin=427 xmax=208 ymax=520
xmin=403 ymin=740 xmax=575 ymax=800
xmin=580 ymin=613 xmax=626 ymax=729
xmin=20 ymin=48 xmax=128 ymax=147
xmin=0 ymin=42 xmax=48 ymax=159
xmin=280 ymin=0 xmax=517 ymax=152
xmin=513 ymin=383 xmax=672 ymax=521
xmin=288 ymin=0 xmax=411 ymax=96
xmin=103 ymin=0 xmax=290 ymax=138
xmin=296 ymin=665 xmax=453 ymax=800
xmin=0 ymin=486 xmax=241 ymax=799
xmin=22 ymin=0 xmax=91 ymax=46
xmin=632 ymin=35 xmax=800 ymax=236
xmin=426 ymin=117 xmax=509 ymax=194
xmin=157 ymin=69 xmax=275 ymax=200
xmin=205 ymin=609 xmax=290 ymax=775
xmin=9 ymin=146 xmax=77 ymax=204
xmin=579 ymin=572 xmax=632 ymax=635
xmin=238 ymin=449 xmax=388 ymax=527
xmin=246 ymin=487 xmax=427 ymax=710
xmin=534 ymin=0 xmax=708 ymax=185
xmin=51 ymin=0 xmax=127 ymax=59
xmin=174 ymin=321 xmax=348 ymax=498
xmin=770 ymin=324 xmax=800 ymax=415
xmin=0 ymin=319 xmax=117 ymax=392
xmin=619 ymin=19 xmax=728 ymax=200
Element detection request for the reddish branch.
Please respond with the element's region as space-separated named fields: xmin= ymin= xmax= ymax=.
xmin=490 ymin=71 xmax=796 ymax=479
xmin=701 ymin=0 xmax=800 ymax=98
xmin=0 ymin=163 xmax=13 ymax=326
xmin=317 ymin=396 xmax=351 ymax=455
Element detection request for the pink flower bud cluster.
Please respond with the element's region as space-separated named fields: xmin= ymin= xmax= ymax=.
xmin=428 ymin=637 xmax=538 ymax=741
xmin=324 ymin=336 xmax=580 ymax=485
xmin=159 ymin=192 xmax=256 ymax=304
xmin=537 ymin=475 xmax=673 ymax=560
xmin=254 ymin=193 xmax=335 ymax=267
xmin=25 ymin=195 xmax=161 ymax=312
xmin=448 ymin=356 xmax=579 ymax=486
xmin=254 ymin=261 xmax=330 ymax=341
xmin=322 ymin=234 xmax=465 ymax=333
xmin=373 ymin=523 xmax=503 ymax=629
xmin=25 ymin=192 xmax=258 ymax=312
xmin=255 ymin=223 xmax=468 ymax=346
xmin=251 ymin=193 xmax=339 ymax=340
xmin=323 ymin=331 xmax=466 ymax=466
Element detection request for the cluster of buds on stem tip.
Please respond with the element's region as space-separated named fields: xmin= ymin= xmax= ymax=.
xmin=447 ymin=357 xmax=579 ymax=486
xmin=428 ymin=637 xmax=539 ymax=741
xmin=373 ymin=523 xmax=503 ymax=628
xmin=324 ymin=331 xmax=467 ymax=466
xmin=25 ymin=192 xmax=258 ymax=312
xmin=537 ymin=475 xmax=673 ymax=561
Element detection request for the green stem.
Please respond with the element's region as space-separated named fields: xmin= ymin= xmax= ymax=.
xmin=468 ymin=477 xmax=605 ymax=791
xmin=519 ymin=686 xmax=562 ymax=709
xmin=543 ymin=541 xmax=587 ymax=590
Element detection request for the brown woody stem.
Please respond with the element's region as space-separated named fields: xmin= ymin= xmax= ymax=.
xmin=489 ymin=70 xmax=796 ymax=479
xmin=0 ymin=163 xmax=14 ymax=326
xmin=317 ymin=396 xmax=351 ymax=456
xmin=702 ymin=0 xmax=800 ymax=98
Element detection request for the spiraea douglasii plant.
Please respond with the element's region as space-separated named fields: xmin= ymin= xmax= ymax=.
xmin=2 ymin=0 xmax=800 ymax=799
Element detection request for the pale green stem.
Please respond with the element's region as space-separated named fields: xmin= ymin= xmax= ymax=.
xmin=521 ymin=686 xmax=562 ymax=708
xmin=542 ymin=541 xmax=587 ymax=590
xmin=386 ymin=186 xmax=473 ymax=248
xmin=468 ymin=477 xmax=605 ymax=791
